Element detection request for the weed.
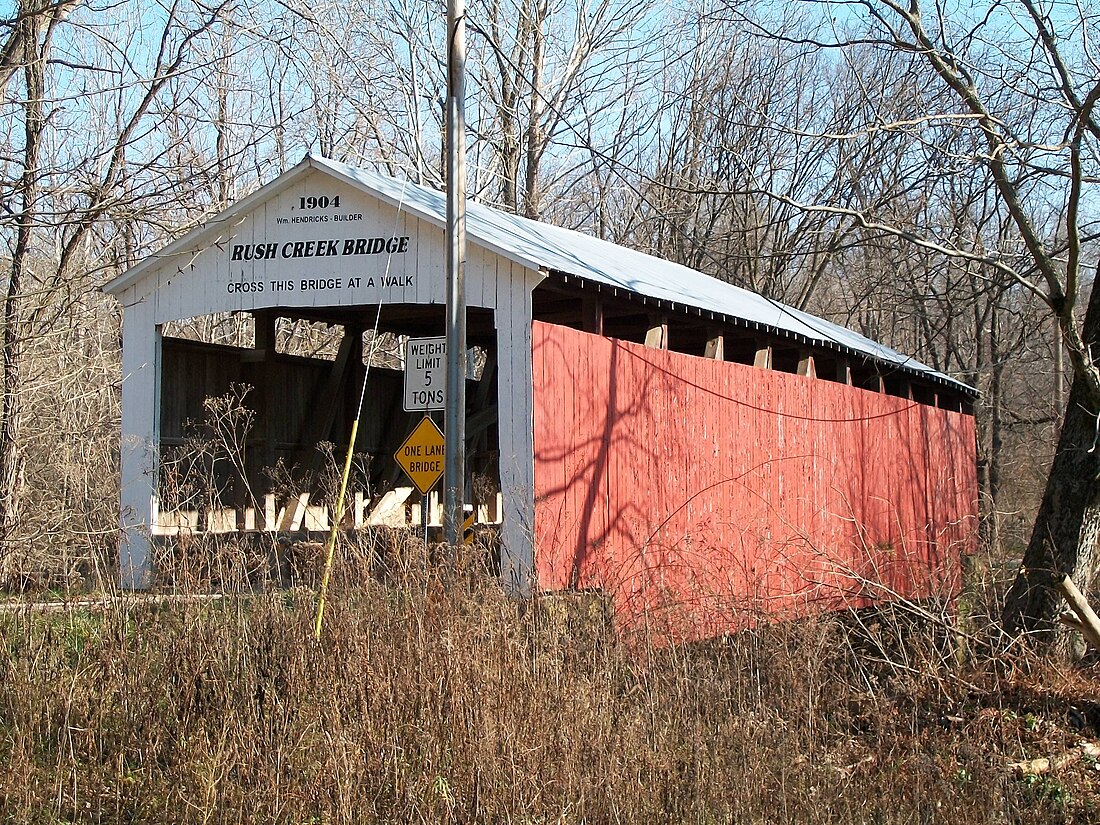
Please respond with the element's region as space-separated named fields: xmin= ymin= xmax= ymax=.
xmin=1 ymin=546 xmax=1099 ymax=823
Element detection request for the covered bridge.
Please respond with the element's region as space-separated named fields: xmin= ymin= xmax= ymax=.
xmin=105 ymin=155 xmax=978 ymax=636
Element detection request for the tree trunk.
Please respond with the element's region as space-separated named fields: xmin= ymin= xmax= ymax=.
xmin=988 ymin=301 xmax=1004 ymax=554
xmin=1002 ymin=272 xmax=1100 ymax=640
xmin=0 ymin=2 xmax=46 ymax=581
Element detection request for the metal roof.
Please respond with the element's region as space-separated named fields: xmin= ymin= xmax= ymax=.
xmin=106 ymin=155 xmax=974 ymax=395
xmin=313 ymin=157 xmax=973 ymax=395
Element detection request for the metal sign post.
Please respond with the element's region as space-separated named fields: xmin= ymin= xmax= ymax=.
xmin=444 ymin=0 xmax=467 ymax=547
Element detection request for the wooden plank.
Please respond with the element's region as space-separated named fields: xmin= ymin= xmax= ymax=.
xmin=644 ymin=314 xmax=668 ymax=349
xmin=303 ymin=505 xmax=330 ymax=532
xmin=530 ymin=321 xmax=978 ymax=641
xmin=277 ymin=492 xmax=310 ymax=531
xmin=118 ymin=301 xmax=160 ymax=589
xmin=410 ymin=491 xmax=440 ymax=527
xmin=206 ymin=508 xmax=238 ymax=534
xmin=429 ymin=490 xmax=443 ymax=527
xmin=704 ymin=331 xmax=724 ymax=360
xmin=263 ymin=494 xmax=277 ymax=530
xmin=582 ymin=295 xmax=603 ymax=335
xmin=497 ymin=262 xmax=539 ymax=593
xmin=153 ymin=510 xmax=199 ymax=536
xmin=836 ymin=357 xmax=852 ymax=384
xmin=368 ymin=486 xmax=414 ymax=526
xmin=297 ymin=327 xmax=357 ymax=463
xmin=797 ymin=351 xmax=816 ymax=378
xmin=354 ymin=491 xmax=366 ymax=528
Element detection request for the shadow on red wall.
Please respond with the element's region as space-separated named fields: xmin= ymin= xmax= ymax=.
xmin=532 ymin=322 xmax=978 ymax=643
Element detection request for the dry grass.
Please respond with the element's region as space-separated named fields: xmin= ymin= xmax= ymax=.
xmin=1 ymin=536 xmax=1099 ymax=824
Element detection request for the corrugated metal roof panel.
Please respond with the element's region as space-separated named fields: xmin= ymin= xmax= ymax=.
xmin=316 ymin=157 xmax=973 ymax=395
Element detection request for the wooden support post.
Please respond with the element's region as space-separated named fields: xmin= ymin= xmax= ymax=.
xmin=644 ymin=314 xmax=668 ymax=349
xmin=797 ymin=350 xmax=816 ymax=378
xmin=704 ymin=330 xmax=725 ymax=361
xmin=206 ymin=508 xmax=237 ymax=534
xmin=582 ymin=295 xmax=603 ymax=335
xmin=753 ymin=343 xmax=772 ymax=370
xmin=469 ymin=349 xmax=497 ymax=466
xmin=836 ymin=357 xmax=852 ymax=385
xmin=409 ymin=492 xmax=443 ymax=528
xmin=118 ymin=303 xmax=160 ymax=589
xmin=248 ymin=310 xmax=279 ymax=494
xmin=474 ymin=350 xmax=496 ymax=410
xmin=343 ymin=324 xmax=365 ymax=446
xmin=430 ymin=490 xmax=443 ymax=527
xmin=299 ymin=327 xmax=358 ymax=474
xmin=253 ymin=309 xmax=278 ymax=352
xmin=153 ymin=510 xmax=198 ymax=536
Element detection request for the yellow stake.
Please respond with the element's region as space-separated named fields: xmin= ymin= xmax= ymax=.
xmin=314 ymin=416 xmax=360 ymax=640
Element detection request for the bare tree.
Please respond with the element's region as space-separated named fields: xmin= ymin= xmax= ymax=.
xmin=0 ymin=1 xmax=243 ymax=583
xmin=1 ymin=0 xmax=76 ymax=576
xmin=722 ymin=0 xmax=1100 ymax=640
xmin=467 ymin=0 xmax=657 ymax=218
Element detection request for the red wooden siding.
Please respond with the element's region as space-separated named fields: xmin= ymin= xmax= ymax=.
xmin=531 ymin=321 xmax=978 ymax=641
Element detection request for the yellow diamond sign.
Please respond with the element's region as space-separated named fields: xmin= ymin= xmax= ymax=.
xmin=395 ymin=416 xmax=446 ymax=495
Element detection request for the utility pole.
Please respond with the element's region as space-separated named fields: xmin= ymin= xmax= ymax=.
xmin=443 ymin=0 xmax=467 ymax=546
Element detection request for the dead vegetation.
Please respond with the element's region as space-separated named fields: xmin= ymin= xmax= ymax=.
xmin=1 ymin=542 xmax=1099 ymax=824
xmin=1 ymin=383 xmax=1092 ymax=823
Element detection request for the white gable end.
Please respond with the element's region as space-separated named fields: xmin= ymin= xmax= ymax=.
xmin=112 ymin=166 xmax=534 ymax=324
xmin=106 ymin=157 xmax=542 ymax=591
